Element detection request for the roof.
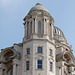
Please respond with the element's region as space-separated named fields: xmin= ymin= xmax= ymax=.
xmin=30 ymin=3 xmax=49 ymax=13
xmin=54 ymin=26 xmax=65 ymax=37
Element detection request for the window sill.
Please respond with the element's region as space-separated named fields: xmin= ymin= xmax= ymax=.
xmin=25 ymin=54 xmax=31 ymax=57
xmin=24 ymin=70 xmax=30 ymax=72
xmin=49 ymin=55 xmax=53 ymax=58
xmin=49 ymin=70 xmax=54 ymax=73
xmin=35 ymin=69 xmax=44 ymax=71
xmin=36 ymin=53 xmax=43 ymax=54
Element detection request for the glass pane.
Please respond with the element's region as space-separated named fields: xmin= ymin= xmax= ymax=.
xmin=38 ymin=65 xmax=42 ymax=69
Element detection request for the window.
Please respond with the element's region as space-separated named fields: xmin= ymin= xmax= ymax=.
xmin=38 ymin=21 xmax=41 ymax=34
xmin=26 ymin=61 xmax=30 ymax=70
xmin=37 ymin=60 xmax=42 ymax=69
xmin=50 ymin=62 xmax=53 ymax=71
xmin=38 ymin=47 xmax=42 ymax=53
xmin=50 ymin=49 xmax=52 ymax=56
xmin=30 ymin=22 xmax=32 ymax=34
xmin=27 ymin=48 xmax=30 ymax=55
xmin=27 ymin=22 xmax=29 ymax=36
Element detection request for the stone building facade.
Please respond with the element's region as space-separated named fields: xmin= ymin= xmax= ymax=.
xmin=0 ymin=3 xmax=75 ymax=75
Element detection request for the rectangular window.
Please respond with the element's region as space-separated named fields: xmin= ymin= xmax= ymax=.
xmin=37 ymin=60 xmax=42 ymax=69
xmin=50 ymin=62 xmax=53 ymax=71
xmin=38 ymin=47 xmax=42 ymax=53
xmin=50 ymin=49 xmax=52 ymax=56
xmin=27 ymin=48 xmax=30 ymax=55
xmin=26 ymin=61 xmax=30 ymax=70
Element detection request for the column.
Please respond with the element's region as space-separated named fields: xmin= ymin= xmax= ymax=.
xmin=43 ymin=18 xmax=46 ymax=34
xmin=61 ymin=62 xmax=64 ymax=75
xmin=0 ymin=64 xmax=3 ymax=75
xmin=13 ymin=64 xmax=17 ymax=75
xmin=35 ymin=18 xmax=37 ymax=34
xmin=51 ymin=20 xmax=54 ymax=40
xmin=13 ymin=59 xmax=19 ymax=75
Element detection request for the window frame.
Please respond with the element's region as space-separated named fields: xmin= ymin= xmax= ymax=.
xmin=37 ymin=47 xmax=43 ymax=53
xmin=27 ymin=48 xmax=30 ymax=55
xmin=49 ymin=49 xmax=52 ymax=56
xmin=50 ymin=62 xmax=53 ymax=71
xmin=26 ymin=61 xmax=30 ymax=70
xmin=37 ymin=60 xmax=43 ymax=69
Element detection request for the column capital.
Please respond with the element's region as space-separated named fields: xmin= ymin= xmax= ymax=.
xmin=13 ymin=59 xmax=19 ymax=65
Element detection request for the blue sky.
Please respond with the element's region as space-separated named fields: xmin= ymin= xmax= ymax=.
xmin=0 ymin=0 xmax=75 ymax=56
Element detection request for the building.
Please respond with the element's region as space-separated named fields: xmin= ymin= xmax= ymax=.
xmin=0 ymin=3 xmax=75 ymax=75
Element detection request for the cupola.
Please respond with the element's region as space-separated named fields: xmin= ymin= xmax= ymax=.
xmin=23 ymin=3 xmax=54 ymax=42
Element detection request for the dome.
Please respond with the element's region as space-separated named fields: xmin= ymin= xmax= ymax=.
xmin=29 ymin=3 xmax=49 ymax=13
xmin=54 ymin=26 xmax=64 ymax=37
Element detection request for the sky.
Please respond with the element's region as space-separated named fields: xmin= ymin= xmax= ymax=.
xmin=0 ymin=0 xmax=75 ymax=56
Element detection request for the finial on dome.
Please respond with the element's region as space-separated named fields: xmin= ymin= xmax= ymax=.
xmin=36 ymin=3 xmax=42 ymax=5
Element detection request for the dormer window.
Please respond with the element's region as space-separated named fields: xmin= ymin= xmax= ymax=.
xmin=38 ymin=21 xmax=41 ymax=34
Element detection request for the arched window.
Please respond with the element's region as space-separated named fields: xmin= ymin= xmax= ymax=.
xmin=38 ymin=21 xmax=41 ymax=34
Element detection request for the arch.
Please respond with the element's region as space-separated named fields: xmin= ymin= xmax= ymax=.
xmin=0 ymin=48 xmax=14 ymax=75
xmin=38 ymin=21 xmax=41 ymax=34
xmin=1 ymin=48 xmax=21 ymax=61
xmin=0 ymin=48 xmax=14 ymax=61
xmin=63 ymin=51 xmax=74 ymax=63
